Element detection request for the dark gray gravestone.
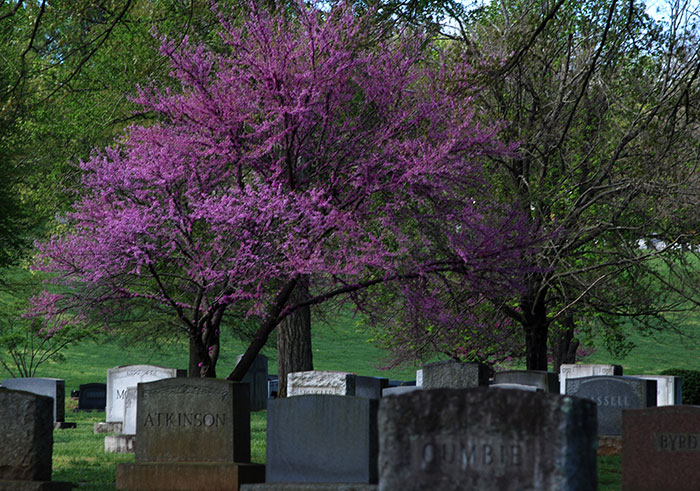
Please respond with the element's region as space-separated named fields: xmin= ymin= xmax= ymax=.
xmin=0 ymin=387 xmax=53 ymax=481
xmin=78 ymin=383 xmax=106 ymax=411
xmin=379 ymin=388 xmax=597 ymax=491
xmin=0 ymin=378 xmax=65 ymax=423
xmin=566 ymin=376 xmax=657 ymax=436
xmin=492 ymin=370 xmax=558 ymax=392
xmin=134 ymin=378 xmax=250 ymax=463
xmin=622 ymin=405 xmax=700 ymax=491
xmin=267 ymin=395 xmax=379 ymax=484
xmin=235 ymin=354 xmax=269 ymax=411
xmin=421 ymin=361 xmax=489 ymax=389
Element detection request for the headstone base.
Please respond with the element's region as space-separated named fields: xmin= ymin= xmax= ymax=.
xmin=53 ymin=422 xmax=76 ymax=430
xmin=0 ymin=481 xmax=73 ymax=491
xmin=241 ymin=485 xmax=377 ymax=491
xmin=598 ymin=435 xmax=622 ymax=456
xmin=94 ymin=422 xmax=122 ymax=434
xmin=116 ymin=462 xmax=265 ymax=490
xmin=105 ymin=435 xmax=136 ymax=453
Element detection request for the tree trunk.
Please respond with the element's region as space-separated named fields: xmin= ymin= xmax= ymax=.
xmin=187 ymin=322 xmax=220 ymax=378
xmin=551 ymin=312 xmax=579 ymax=374
xmin=522 ymin=279 xmax=550 ymax=371
xmin=276 ymin=281 xmax=313 ymax=397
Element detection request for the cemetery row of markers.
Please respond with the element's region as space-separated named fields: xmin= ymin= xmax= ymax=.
xmin=0 ymin=359 xmax=698 ymax=491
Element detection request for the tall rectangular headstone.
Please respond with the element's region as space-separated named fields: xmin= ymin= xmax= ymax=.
xmin=287 ymin=371 xmax=387 ymax=399
xmin=116 ymin=378 xmax=264 ymax=490
xmin=235 ymin=354 xmax=269 ymax=411
xmin=123 ymin=386 xmax=138 ymax=436
xmin=559 ymin=363 xmax=622 ymax=394
xmin=266 ymin=395 xmax=379 ymax=484
xmin=106 ymin=365 xmax=185 ymax=423
xmin=492 ymin=370 xmax=558 ymax=392
xmin=622 ymin=406 xmax=700 ymax=491
xmin=0 ymin=377 xmax=65 ymax=423
xmin=566 ymin=376 xmax=656 ymax=435
xmin=421 ymin=360 xmax=489 ymax=389
xmin=378 ymin=388 xmax=597 ymax=491
xmin=633 ymin=375 xmax=682 ymax=406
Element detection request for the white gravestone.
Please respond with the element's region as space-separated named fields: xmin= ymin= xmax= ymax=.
xmin=559 ymin=363 xmax=622 ymax=394
xmin=633 ymin=375 xmax=682 ymax=406
xmin=106 ymin=365 xmax=185 ymax=423
xmin=287 ymin=371 xmax=387 ymax=399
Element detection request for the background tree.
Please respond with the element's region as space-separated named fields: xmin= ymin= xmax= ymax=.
xmin=448 ymin=0 xmax=700 ymax=370
xmin=30 ymin=2 xmax=534 ymax=384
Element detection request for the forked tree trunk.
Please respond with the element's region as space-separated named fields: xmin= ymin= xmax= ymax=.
xmin=276 ymin=281 xmax=313 ymax=397
xmin=188 ymin=324 xmax=220 ymax=378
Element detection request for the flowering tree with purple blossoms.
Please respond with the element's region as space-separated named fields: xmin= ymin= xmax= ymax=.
xmin=30 ymin=2 xmax=534 ymax=379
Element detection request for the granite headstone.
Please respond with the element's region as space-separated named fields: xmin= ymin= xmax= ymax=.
xmin=287 ymin=371 xmax=387 ymax=399
xmin=622 ymin=405 xmax=700 ymax=491
xmin=420 ymin=361 xmax=489 ymax=389
xmin=379 ymin=388 xmax=597 ymax=490
xmin=78 ymin=383 xmax=106 ymax=411
xmin=566 ymin=376 xmax=656 ymax=435
xmin=559 ymin=364 xmax=622 ymax=394
xmin=634 ymin=375 xmax=682 ymax=406
xmin=492 ymin=370 xmax=558 ymax=392
xmin=266 ymin=395 xmax=379 ymax=484
xmin=235 ymin=354 xmax=269 ymax=411
xmin=0 ymin=377 xmax=65 ymax=422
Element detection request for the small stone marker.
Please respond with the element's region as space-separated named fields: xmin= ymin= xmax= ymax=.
xmin=266 ymin=395 xmax=379 ymax=484
xmin=420 ymin=360 xmax=489 ymax=389
xmin=287 ymin=371 xmax=387 ymax=399
xmin=622 ymin=405 xmax=700 ymax=491
xmin=634 ymin=375 xmax=682 ymax=406
xmin=78 ymin=383 xmax=106 ymax=411
xmin=566 ymin=376 xmax=656 ymax=435
xmin=559 ymin=363 xmax=622 ymax=394
xmin=378 ymin=388 xmax=597 ymax=491
xmin=492 ymin=370 xmax=558 ymax=392
xmin=106 ymin=365 xmax=186 ymax=424
xmin=1 ymin=377 xmax=65 ymax=423
xmin=116 ymin=378 xmax=264 ymax=491
xmin=235 ymin=354 xmax=269 ymax=411
xmin=0 ymin=387 xmax=73 ymax=490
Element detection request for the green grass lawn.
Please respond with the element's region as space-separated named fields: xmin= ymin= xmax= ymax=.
xmin=8 ymin=307 xmax=700 ymax=490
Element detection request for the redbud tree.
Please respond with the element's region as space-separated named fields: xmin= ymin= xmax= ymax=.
xmin=30 ymin=2 xmax=533 ymax=379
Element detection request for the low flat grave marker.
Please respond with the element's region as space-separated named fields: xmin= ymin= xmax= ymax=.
xmin=266 ymin=395 xmax=379 ymax=485
xmin=559 ymin=363 xmax=622 ymax=394
xmin=622 ymin=405 xmax=700 ymax=491
xmin=566 ymin=376 xmax=656 ymax=435
xmin=420 ymin=360 xmax=489 ymax=389
xmin=492 ymin=370 xmax=558 ymax=392
xmin=0 ymin=387 xmax=72 ymax=490
xmin=116 ymin=378 xmax=264 ymax=490
xmin=378 ymin=388 xmax=597 ymax=490
xmin=287 ymin=371 xmax=387 ymax=399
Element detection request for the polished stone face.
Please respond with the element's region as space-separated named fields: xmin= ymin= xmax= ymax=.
xmin=420 ymin=360 xmax=490 ymax=389
xmin=623 ymin=406 xmax=700 ymax=491
xmin=135 ymin=378 xmax=250 ymax=464
xmin=566 ymin=376 xmax=657 ymax=435
xmin=378 ymin=388 xmax=598 ymax=491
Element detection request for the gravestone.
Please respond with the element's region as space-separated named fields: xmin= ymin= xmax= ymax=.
xmin=106 ymin=387 xmax=137 ymax=454
xmin=235 ymin=354 xmax=269 ymax=411
xmin=0 ymin=387 xmax=73 ymax=490
xmin=420 ymin=360 xmax=489 ymax=389
xmin=116 ymin=378 xmax=264 ymax=490
xmin=105 ymin=365 xmax=186 ymax=424
xmin=490 ymin=383 xmax=542 ymax=392
xmin=1 ymin=378 xmax=65 ymax=423
xmin=287 ymin=371 xmax=388 ymax=399
xmin=622 ymin=405 xmax=700 ymax=491
xmin=266 ymin=395 xmax=379 ymax=484
xmin=634 ymin=375 xmax=682 ymax=406
xmin=382 ymin=386 xmax=421 ymax=397
xmin=267 ymin=375 xmax=278 ymax=398
xmin=492 ymin=370 xmax=558 ymax=392
xmin=416 ymin=369 xmax=423 ymax=387
xmin=379 ymin=388 xmax=597 ymax=490
xmin=559 ymin=363 xmax=622 ymax=394
xmin=78 ymin=383 xmax=106 ymax=411
xmin=566 ymin=376 xmax=656 ymax=435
